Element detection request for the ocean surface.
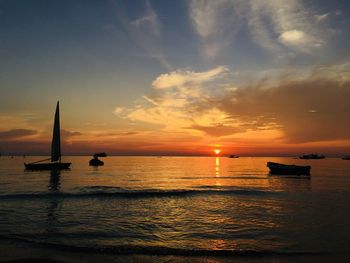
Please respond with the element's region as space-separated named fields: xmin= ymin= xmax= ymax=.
xmin=1 ymin=156 xmax=350 ymax=262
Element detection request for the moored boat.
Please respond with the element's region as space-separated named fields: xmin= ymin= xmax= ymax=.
xmin=228 ymin=155 xmax=239 ymax=158
xmin=342 ymin=156 xmax=350 ymax=160
xmin=299 ymin=154 xmax=325 ymax=159
xmin=89 ymin=157 xmax=104 ymax=166
xmin=25 ymin=162 xmax=71 ymax=170
xmin=267 ymin=162 xmax=311 ymax=175
xmin=24 ymin=101 xmax=71 ymax=170
xmin=89 ymin=152 xmax=107 ymax=166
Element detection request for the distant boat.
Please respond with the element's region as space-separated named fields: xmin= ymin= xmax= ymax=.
xmin=342 ymin=156 xmax=350 ymax=160
xmin=299 ymin=154 xmax=325 ymax=159
xmin=89 ymin=157 xmax=104 ymax=166
xmin=89 ymin=152 xmax=107 ymax=166
xmin=228 ymin=155 xmax=239 ymax=158
xmin=267 ymin=162 xmax=311 ymax=175
xmin=93 ymin=152 xmax=107 ymax=158
xmin=24 ymin=102 xmax=71 ymax=170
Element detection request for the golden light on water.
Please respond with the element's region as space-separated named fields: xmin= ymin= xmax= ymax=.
xmin=215 ymin=157 xmax=221 ymax=186
xmin=215 ymin=157 xmax=220 ymax=177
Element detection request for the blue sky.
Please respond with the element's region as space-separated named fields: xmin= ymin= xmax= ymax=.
xmin=1 ymin=0 xmax=350 ymax=155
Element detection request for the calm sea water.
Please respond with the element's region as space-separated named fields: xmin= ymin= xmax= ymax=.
xmin=1 ymin=156 xmax=350 ymax=260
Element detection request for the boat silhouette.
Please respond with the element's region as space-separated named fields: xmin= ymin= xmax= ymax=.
xmin=267 ymin=162 xmax=311 ymax=175
xmin=299 ymin=154 xmax=325 ymax=159
xmin=24 ymin=101 xmax=71 ymax=170
xmin=89 ymin=152 xmax=107 ymax=166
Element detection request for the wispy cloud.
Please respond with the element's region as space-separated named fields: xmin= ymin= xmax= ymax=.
xmin=190 ymin=0 xmax=329 ymax=58
xmin=314 ymin=13 xmax=330 ymax=23
xmin=0 ymin=129 xmax=37 ymax=140
xmin=112 ymin=0 xmax=171 ymax=69
xmin=190 ymin=0 xmax=245 ymax=58
xmin=130 ymin=0 xmax=160 ymax=36
xmin=152 ymin=66 xmax=228 ymax=89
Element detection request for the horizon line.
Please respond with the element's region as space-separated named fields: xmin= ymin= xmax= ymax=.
xmin=0 ymin=154 xmax=348 ymax=158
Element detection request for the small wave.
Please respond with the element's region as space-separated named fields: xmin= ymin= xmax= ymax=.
xmin=0 ymin=235 xmax=331 ymax=257
xmin=0 ymin=187 xmax=280 ymax=200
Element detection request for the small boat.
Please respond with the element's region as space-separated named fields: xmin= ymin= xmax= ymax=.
xmin=342 ymin=156 xmax=350 ymax=160
xmin=89 ymin=157 xmax=104 ymax=166
xmin=228 ymin=155 xmax=239 ymax=158
xmin=299 ymin=154 xmax=325 ymax=159
xmin=89 ymin=152 xmax=107 ymax=166
xmin=24 ymin=102 xmax=71 ymax=170
xmin=267 ymin=162 xmax=311 ymax=175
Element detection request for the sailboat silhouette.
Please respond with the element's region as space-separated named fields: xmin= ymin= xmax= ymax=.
xmin=24 ymin=101 xmax=71 ymax=170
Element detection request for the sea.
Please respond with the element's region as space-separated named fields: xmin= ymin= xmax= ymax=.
xmin=1 ymin=156 xmax=350 ymax=262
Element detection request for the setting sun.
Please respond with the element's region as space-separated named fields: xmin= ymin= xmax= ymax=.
xmin=214 ymin=149 xmax=221 ymax=155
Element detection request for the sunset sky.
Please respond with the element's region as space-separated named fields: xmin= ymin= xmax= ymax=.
xmin=1 ymin=0 xmax=350 ymax=156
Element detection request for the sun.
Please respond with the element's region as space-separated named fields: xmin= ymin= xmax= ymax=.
xmin=214 ymin=149 xmax=221 ymax=155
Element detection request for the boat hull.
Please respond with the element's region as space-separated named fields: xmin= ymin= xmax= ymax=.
xmin=299 ymin=155 xmax=325 ymax=159
xmin=89 ymin=158 xmax=104 ymax=166
xmin=24 ymin=162 xmax=71 ymax=170
xmin=267 ymin=162 xmax=311 ymax=175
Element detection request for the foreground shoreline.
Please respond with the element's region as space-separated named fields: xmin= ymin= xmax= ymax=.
xmin=1 ymin=239 xmax=350 ymax=263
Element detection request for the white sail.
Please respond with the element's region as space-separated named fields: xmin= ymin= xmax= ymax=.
xmin=51 ymin=101 xmax=61 ymax=162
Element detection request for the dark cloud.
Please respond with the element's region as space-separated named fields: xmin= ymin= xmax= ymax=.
xmin=96 ymin=131 xmax=139 ymax=136
xmin=218 ymin=78 xmax=350 ymax=143
xmin=61 ymin=129 xmax=82 ymax=139
xmin=0 ymin=129 xmax=37 ymax=140
xmin=0 ymin=141 xmax=48 ymax=155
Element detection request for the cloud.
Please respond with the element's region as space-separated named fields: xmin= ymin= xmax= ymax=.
xmin=95 ymin=131 xmax=139 ymax=137
xmin=61 ymin=129 xmax=82 ymax=138
xmin=278 ymin=30 xmax=323 ymax=51
xmin=314 ymin=13 xmax=330 ymax=23
xmin=279 ymin=30 xmax=307 ymax=44
xmin=113 ymin=107 xmax=125 ymax=115
xmin=190 ymin=0 xmax=245 ymax=58
xmin=152 ymin=66 xmax=228 ymax=89
xmin=249 ymin=0 xmax=324 ymax=53
xmin=130 ymin=0 xmax=160 ymax=36
xmin=0 ymin=129 xmax=37 ymax=140
xmin=113 ymin=0 xmax=171 ymax=69
xmin=189 ymin=124 xmax=243 ymax=137
xmin=190 ymin=0 xmax=328 ymax=57
xmin=214 ymin=63 xmax=350 ymax=143
xmin=118 ymin=62 xmax=350 ymax=146
xmin=120 ymin=67 xmax=231 ymax=132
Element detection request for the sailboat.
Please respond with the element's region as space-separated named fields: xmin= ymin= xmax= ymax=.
xmin=24 ymin=101 xmax=71 ymax=170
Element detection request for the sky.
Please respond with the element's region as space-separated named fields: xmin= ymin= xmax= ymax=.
xmin=1 ymin=0 xmax=350 ymax=156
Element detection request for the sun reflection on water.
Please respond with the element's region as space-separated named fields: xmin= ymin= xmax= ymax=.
xmin=215 ymin=157 xmax=221 ymax=187
xmin=215 ymin=157 xmax=220 ymax=177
